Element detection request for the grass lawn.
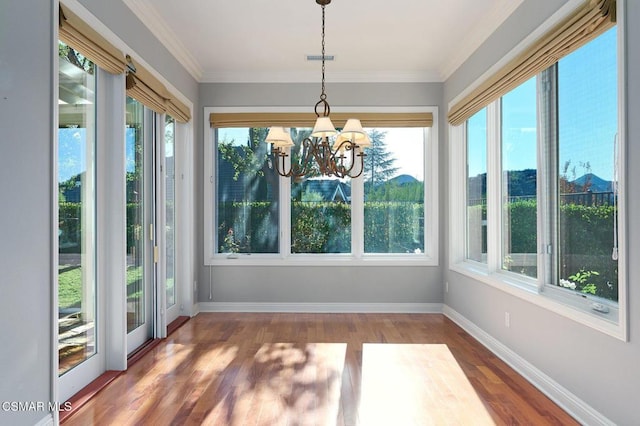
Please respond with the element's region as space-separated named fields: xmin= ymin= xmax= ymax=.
xmin=58 ymin=265 xmax=143 ymax=309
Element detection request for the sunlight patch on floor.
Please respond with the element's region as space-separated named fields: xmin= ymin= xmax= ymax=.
xmin=359 ymin=344 xmax=495 ymax=425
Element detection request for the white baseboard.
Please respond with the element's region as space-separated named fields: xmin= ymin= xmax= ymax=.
xmin=198 ymin=302 xmax=443 ymax=314
xmin=442 ymin=305 xmax=614 ymax=426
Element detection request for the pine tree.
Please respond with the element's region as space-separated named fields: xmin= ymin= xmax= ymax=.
xmin=363 ymin=129 xmax=399 ymax=189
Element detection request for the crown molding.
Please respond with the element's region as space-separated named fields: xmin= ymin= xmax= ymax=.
xmin=121 ymin=0 xmax=203 ymax=81
xmin=200 ymin=70 xmax=443 ymax=84
xmin=439 ymin=0 xmax=524 ymax=80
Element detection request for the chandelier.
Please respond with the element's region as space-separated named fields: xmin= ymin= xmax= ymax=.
xmin=265 ymin=0 xmax=370 ymax=179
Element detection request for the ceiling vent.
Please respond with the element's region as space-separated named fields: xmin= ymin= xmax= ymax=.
xmin=306 ymin=55 xmax=335 ymax=61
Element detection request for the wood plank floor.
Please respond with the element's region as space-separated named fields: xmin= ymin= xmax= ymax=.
xmin=63 ymin=313 xmax=578 ymax=425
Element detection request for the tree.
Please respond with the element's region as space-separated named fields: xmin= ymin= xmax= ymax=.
xmin=363 ymin=129 xmax=399 ymax=190
xmin=58 ymin=42 xmax=93 ymax=74
xmin=559 ymin=160 xmax=593 ymax=193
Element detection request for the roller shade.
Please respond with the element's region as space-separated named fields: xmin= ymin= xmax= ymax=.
xmin=210 ymin=112 xmax=433 ymax=128
xmin=447 ymin=0 xmax=616 ymax=126
xmin=58 ymin=4 xmax=125 ymax=75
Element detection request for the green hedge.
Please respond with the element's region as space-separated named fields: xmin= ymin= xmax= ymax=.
xmin=364 ymin=202 xmax=424 ymax=253
xmin=60 ymin=200 xmax=618 ymax=300
xmin=292 ymin=202 xmax=351 ymax=253
xmin=468 ymin=200 xmax=618 ymax=300
xmin=59 ymin=202 xmax=150 ymax=251
xmin=217 ymin=201 xmax=424 ymax=254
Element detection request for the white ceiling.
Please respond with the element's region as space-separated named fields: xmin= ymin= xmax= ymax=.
xmin=122 ymin=0 xmax=523 ymax=83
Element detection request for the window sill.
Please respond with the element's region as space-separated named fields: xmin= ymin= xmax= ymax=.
xmin=450 ymin=261 xmax=625 ymax=341
xmin=207 ymin=253 xmax=438 ymax=267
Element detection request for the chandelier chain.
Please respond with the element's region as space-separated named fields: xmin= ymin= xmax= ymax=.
xmin=320 ymin=4 xmax=326 ymax=101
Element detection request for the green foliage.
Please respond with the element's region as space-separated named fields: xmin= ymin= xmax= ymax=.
xmin=58 ymin=42 xmax=94 ymax=74
xmin=218 ymin=128 xmax=269 ymax=181
xmin=367 ymin=181 xmax=424 ymax=202
xmin=364 ymin=202 xmax=424 ymax=253
xmin=507 ymin=200 xmax=537 ymax=253
xmin=217 ymin=201 xmax=278 ymax=253
xmin=568 ymin=270 xmax=600 ymax=295
xmin=291 ymin=202 xmax=351 ymax=253
xmin=217 ymin=200 xmax=423 ymax=254
xmin=58 ymin=202 xmax=82 ymax=251
xmin=498 ymin=200 xmax=618 ymax=301
xmin=301 ymin=191 xmax=325 ymax=202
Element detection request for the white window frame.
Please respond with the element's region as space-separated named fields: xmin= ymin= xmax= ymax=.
xmin=204 ymin=106 xmax=439 ymax=267
xmin=448 ymin=1 xmax=627 ymax=340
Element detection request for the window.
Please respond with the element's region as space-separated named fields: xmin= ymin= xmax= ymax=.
xmin=450 ymin=22 xmax=624 ymax=337
xmin=125 ymin=96 xmax=147 ymax=333
xmin=466 ymin=109 xmax=487 ymax=263
xmin=500 ymin=77 xmax=537 ymax=278
xmin=216 ymin=127 xmax=279 ymax=254
xmin=363 ymin=128 xmax=425 ymax=254
xmin=206 ymin=109 xmax=438 ymax=265
xmin=165 ymin=115 xmax=176 ymax=307
xmin=553 ymin=28 xmax=619 ymax=302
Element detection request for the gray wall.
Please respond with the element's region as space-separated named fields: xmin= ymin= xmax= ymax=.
xmin=197 ymin=82 xmax=445 ymax=305
xmin=443 ymin=0 xmax=640 ymax=423
xmin=0 ymin=1 xmax=55 ymax=425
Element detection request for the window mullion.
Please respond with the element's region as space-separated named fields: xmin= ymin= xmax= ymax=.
xmin=351 ymin=174 xmax=364 ymax=258
xmin=450 ymin=124 xmax=467 ymax=266
xmin=486 ymin=101 xmax=501 ymax=273
xmin=280 ymin=169 xmax=291 ymax=259
xmin=537 ymin=66 xmax=559 ymax=291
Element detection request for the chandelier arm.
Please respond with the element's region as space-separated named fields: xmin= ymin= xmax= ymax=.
xmin=274 ymin=148 xmax=291 ymax=178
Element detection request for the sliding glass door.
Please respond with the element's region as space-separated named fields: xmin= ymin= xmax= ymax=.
xmin=125 ymin=97 xmax=155 ymax=353
xmin=57 ymin=42 xmax=102 ymax=400
xmin=164 ymin=115 xmax=180 ymax=324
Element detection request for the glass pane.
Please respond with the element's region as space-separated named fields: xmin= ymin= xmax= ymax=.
xmin=126 ymin=97 xmax=145 ymax=332
xmin=165 ymin=116 xmax=176 ymax=307
xmin=216 ymin=127 xmax=279 ymax=253
xmin=466 ymin=109 xmax=487 ymax=263
xmin=58 ymin=42 xmax=97 ymax=375
xmin=363 ymin=128 xmax=424 ymax=254
xmin=557 ymin=28 xmax=618 ymax=302
xmin=291 ymin=129 xmax=351 ymax=254
xmin=501 ymin=77 xmax=537 ymax=277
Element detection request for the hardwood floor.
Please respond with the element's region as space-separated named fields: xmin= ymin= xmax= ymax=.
xmin=63 ymin=313 xmax=578 ymax=425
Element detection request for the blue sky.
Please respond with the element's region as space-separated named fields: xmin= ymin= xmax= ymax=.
xmin=59 ymin=128 xmax=137 ymax=182
xmin=467 ymin=28 xmax=618 ymax=182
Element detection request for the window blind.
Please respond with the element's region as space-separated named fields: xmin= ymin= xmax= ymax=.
xmin=447 ymin=0 xmax=616 ymax=126
xmin=126 ymin=55 xmax=192 ymax=121
xmin=166 ymin=99 xmax=191 ymax=124
xmin=58 ymin=4 xmax=126 ymax=75
xmin=209 ymin=112 xmax=433 ymax=128
xmin=126 ymin=56 xmax=169 ymax=114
